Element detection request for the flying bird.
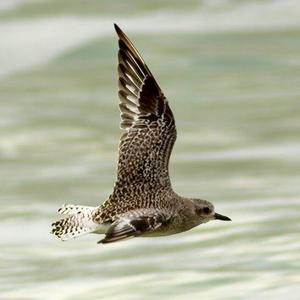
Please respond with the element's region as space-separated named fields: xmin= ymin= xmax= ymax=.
xmin=51 ymin=24 xmax=231 ymax=244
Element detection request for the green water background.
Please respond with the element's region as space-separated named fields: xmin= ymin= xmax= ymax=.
xmin=0 ymin=1 xmax=300 ymax=299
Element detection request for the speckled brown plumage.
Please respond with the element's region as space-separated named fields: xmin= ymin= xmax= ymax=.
xmin=94 ymin=24 xmax=177 ymax=224
xmin=51 ymin=24 xmax=231 ymax=245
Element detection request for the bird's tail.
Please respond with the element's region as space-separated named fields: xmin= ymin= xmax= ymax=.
xmin=51 ymin=204 xmax=101 ymax=241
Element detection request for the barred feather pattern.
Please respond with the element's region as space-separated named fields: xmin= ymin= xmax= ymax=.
xmin=96 ymin=25 xmax=177 ymax=223
xmin=50 ymin=25 xmax=226 ymax=245
xmin=51 ymin=205 xmax=100 ymax=240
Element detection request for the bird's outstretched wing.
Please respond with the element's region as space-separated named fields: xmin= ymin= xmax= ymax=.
xmin=113 ymin=24 xmax=177 ymax=189
xmin=98 ymin=209 xmax=170 ymax=244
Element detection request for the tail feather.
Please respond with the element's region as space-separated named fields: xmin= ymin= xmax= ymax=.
xmin=58 ymin=204 xmax=95 ymax=216
xmin=51 ymin=204 xmax=100 ymax=241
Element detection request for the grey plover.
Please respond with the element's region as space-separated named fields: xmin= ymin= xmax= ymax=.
xmin=51 ymin=24 xmax=231 ymax=244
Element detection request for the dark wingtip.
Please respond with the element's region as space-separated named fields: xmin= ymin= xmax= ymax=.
xmin=114 ymin=23 xmax=122 ymax=36
xmin=97 ymin=238 xmax=109 ymax=244
xmin=97 ymin=236 xmax=109 ymax=244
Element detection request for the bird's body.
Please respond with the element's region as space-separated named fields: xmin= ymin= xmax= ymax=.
xmin=51 ymin=24 xmax=231 ymax=244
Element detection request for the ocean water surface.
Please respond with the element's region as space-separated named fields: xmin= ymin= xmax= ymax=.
xmin=0 ymin=1 xmax=300 ymax=299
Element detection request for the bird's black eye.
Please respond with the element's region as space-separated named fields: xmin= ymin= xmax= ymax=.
xmin=203 ymin=207 xmax=211 ymax=214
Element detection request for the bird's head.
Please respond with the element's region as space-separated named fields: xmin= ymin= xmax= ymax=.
xmin=192 ymin=199 xmax=231 ymax=223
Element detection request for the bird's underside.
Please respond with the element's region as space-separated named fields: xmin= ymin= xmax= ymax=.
xmin=98 ymin=208 xmax=174 ymax=244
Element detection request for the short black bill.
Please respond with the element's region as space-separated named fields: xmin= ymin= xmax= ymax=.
xmin=214 ymin=213 xmax=231 ymax=221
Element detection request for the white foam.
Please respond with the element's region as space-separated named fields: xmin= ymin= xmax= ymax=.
xmin=0 ymin=0 xmax=40 ymax=12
